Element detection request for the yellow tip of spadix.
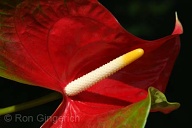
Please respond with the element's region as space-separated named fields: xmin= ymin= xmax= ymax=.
xmin=122 ymin=48 xmax=144 ymax=65
xmin=64 ymin=48 xmax=144 ymax=96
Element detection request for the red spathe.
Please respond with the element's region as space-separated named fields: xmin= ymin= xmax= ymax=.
xmin=0 ymin=0 xmax=182 ymax=127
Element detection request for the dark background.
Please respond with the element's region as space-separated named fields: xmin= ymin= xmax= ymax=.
xmin=0 ymin=0 xmax=191 ymax=128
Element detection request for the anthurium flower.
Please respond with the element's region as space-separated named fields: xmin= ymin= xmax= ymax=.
xmin=0 ymin=0 xmax=183 ymax=127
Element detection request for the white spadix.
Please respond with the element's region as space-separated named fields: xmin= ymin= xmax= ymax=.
xmin=64 ymin=48 xmax=144 ymax=96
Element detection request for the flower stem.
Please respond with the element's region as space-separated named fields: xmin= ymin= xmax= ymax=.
xmin=0 ymin=92 xmax=62 ymax=116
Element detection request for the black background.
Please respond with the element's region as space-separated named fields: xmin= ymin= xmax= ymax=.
xmin=0 ymin=0 xmax=191 ymax=128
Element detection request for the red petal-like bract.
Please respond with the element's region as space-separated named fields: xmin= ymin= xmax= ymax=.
xmin=0 ymin=0 xmax=182 ymax=127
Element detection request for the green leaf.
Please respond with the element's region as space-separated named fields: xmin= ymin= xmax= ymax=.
xmin=150 ymin=87 xmax=180 ymax=114
xmin=90 ymin=87 xmax=180 ymax=128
